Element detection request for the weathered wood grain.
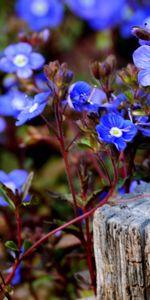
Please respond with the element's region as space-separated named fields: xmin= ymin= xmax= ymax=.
xmin=93 ymin=184 xmax=150 ymax=300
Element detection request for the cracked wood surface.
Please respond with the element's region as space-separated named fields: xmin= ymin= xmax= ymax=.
xmin=93 ymin=184 xmax=150 ymax=300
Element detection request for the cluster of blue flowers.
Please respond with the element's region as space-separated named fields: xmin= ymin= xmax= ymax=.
xmin=14 ymin=0 xmax=150 ymax=34
xmin=67 ymin=81 xmax=138 ymax=151
xmin=0 ymin=42 xmax=50 ymax=127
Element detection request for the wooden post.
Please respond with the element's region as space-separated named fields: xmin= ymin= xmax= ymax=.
xmin=93 ymin=184 xmax=150 ymax=300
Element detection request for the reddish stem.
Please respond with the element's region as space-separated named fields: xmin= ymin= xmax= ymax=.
xmin=15 ymin=207 xmax=21 ymax=251
xmin=54 ymin=103 xmax=79 ymax=216
xmin=4 ymin=183 xmax=116 ymax=288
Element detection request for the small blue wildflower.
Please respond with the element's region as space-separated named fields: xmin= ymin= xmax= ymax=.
xmin=0 ymin=118 xmax=6 ymax=133
xmin=16 ymin=0 xmax=64 ymax=31
xmin=16 ymin=91 xmax=50 ymax=126
xmin=65 ymin=0 xmax=126 ymax=30
xmin=0 ymin=90 xmax=27 ymax=117
xmin=96 ymin=113 xmax=137 ymax=151
xmin=0 ymin=42 xmax=45 ymax=79
xmin=67 ymin=81 xmax=106 ymax=112
xmin=0 ymin=169 xmax=28 ymax=206
xmin=133 ymin=45 xmax=150 ymax=86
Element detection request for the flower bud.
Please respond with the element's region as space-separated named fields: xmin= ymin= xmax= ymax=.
xmin=91 ymin=55 xmax=116 ymax=80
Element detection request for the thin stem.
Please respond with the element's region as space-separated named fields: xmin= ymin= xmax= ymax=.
xmin=41 ymin=114 xmax=59 ymax=138
xmin=54 ymin=103 xmax=79 ymax=215
xmin=54 ymin=103 xmax=86 ymax=247
xmin=4 ymin=183 xmax=117 ymax=287
xmin=15 ymin=207 xmax=21 ymax=251
xmin=65 ymin=133 xmax=80 ymax=152
xmin=0 ymin=271 xmax=5 ymax=286
xmin=90 ymin=153 xmax=111 ymax=185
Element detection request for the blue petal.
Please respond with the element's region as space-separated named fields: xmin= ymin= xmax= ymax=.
xmin=0 ymin=90 xmax=27 ymax=117
xmin=16 ymin=102 xmax=47 ymax=126
xmin=101 ymin=113 xmax=124 ymax=129
xmin=0 ymin=57 xmax=16 ymax=72
xmin=0 ymin=171 xmax=9 ymax=182
xmin=138 ymin=126 xmax=150 ymax=136
xmin=16 ymin=67 xmax=33 ymax=79
xmin=9 ymin=170 xmax=28 ymax=188
xmin=4 ymin=43 xmax=32 ymax=57
xmin=0 ymin=196 xmax=8 ymax=207
xmin=114 ymin=138 xmax=126 ymax=151
xmin=96 ymin=124 xmax=113 ymax=143
xmin=11 ymin=264 xmax=21 ymax=285
xmin=138 ymin=69 xmax=150 ymax=86
xmin=29 ymin=53 xmax=45 ymax=69
xmin=34 ymin=91 xmax=50 ymax=104
xmin=0 ymin=118 xmax=6 ymax=133
xmin=122 ymin=120 xmax=137 ymax=141
xmin=87 ymin=87 xmax=106 ymax=105
xmin=133 ymin=45 xmax=150 ymax=69
xmin=0 ymin=94 xmax=14 ymax=116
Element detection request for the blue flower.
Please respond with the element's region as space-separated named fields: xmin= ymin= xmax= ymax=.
xmin=0 ymin=169 xmax=28 ymax=206
xmin=16 ymin=91 xmax=50 ymax=126
xmin=0 ymin=118 xmax=6 ymax=133
xmin=0 ymin=42 xmax=45 ymax=79
xmin=16 ymin=0 xmax=64 ymax=31
xmin=0 ymin=90 xmax=27 ymax=117
xmin=133 ymin=45 xmax=150 ymax=86
xmin=67 ymin=81 xmax=106 ymax=112
xmin=65 ymin=0 xmax=126 ymax=30
xmin=96 ymin=113 xmax=137 ymax=151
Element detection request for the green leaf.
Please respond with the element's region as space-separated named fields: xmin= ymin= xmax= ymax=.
xmin=47 ymin=190 xmax=73 ymax=204
xmin=23 ymin=240 xmax=32 ymax=251
xmin=22 ymin=171 xmax=34 ymax=202
xmin=77 ymin=137 xmax=93 ymax=150
xmin=115 ymin=176 xmax=130 ymax=189
xmin=0 ymin=183 xmax=16 ymax=210
xmin=5 ymin=241 xmax=18 ymax=251
xmin=132 ymin=110 xmax=145 ymax=116
xmin=85 ymin=187 xmax=110 ymax=209
xmin=45 ymin=219 xmax=83 ymax=242
xmin=32 ymin=275 xmax=52 ymax=289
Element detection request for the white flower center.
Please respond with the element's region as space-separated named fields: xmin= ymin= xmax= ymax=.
xmin=110 ymin=127 xmax=122 ymax=137
xmin=5 ymin=181 xmax=16 ymax=193
xmin=13 ymin=54 xmax=28 ymax=67
xmin=30 ymin=0 xmax=49 ymax=17
xmin=12 ymin=97 xmax=25 ymax=110
xmin=29 ymin=103 xmax=38 ymax=113
xmin=79 ymin=0 xmax=95 ymax=7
